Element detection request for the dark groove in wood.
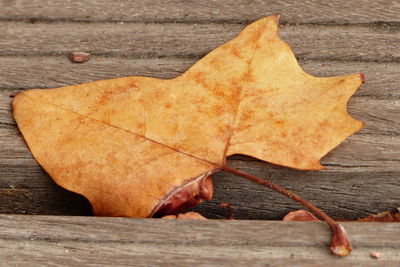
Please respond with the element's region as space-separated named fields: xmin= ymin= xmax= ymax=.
xmin=1 ymin=17 xmax=400 ymax=28
xmin=1 ymin=53 xmax=399 ymax=64
xmin=1 ymin=22 xmax=398 ymax=63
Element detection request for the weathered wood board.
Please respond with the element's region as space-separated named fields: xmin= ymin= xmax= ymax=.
xmin=1 ymin=22 xmax=399 ymax=61
xmin=0 ymin=215 xmax=399 ymax=266
xmin=1 ymin=0 xmax=399 ymax=23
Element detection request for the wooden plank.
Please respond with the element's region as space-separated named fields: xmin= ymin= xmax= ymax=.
xmin=1 ymin=0 xmax=399 ymax=24
xmin=1 ymin=22 xmax=399 ymax=61
xmin=1 ymin=115 xmax=399 ymax=219
xmin=0 ymin=215 xmax=398 ymax=266
xmin=0 ymin=56 xmax=398 ymax=98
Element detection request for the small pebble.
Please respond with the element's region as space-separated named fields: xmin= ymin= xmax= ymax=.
xmin=370 ymin=251 xmax=381 ymax=259
xmin=69 ymin=52 xmax=91 ymax=63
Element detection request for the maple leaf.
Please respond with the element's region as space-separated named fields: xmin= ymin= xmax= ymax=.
xmin=12 ymin=15 xmax=363 ymax=255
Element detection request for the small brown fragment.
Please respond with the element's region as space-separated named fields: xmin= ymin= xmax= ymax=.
xmin=160 ymin=214 xmax=177 ymax=220
xmin=161 ymin=211 xmax=207 ymax=220
xmin=283 ymin=209 xmax=320 ymax=222
xmin=370 ymin=251 xmax=381 ymax=259
xmin=69 ymin=52 xmax=91 ymax=63
xmin=357 ymin=208 xmax=400 ymax=222
xmin=177 ymin=212 xmax=207 ymax=220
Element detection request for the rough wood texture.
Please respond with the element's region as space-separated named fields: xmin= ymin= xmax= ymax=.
xmin=1 ymin=22 xmax=399 ymax=61
xmin=1 ymin=0 xmax=399 ymax=24
xmin=0 ymin=0 xmax=399 ymax=221
xmin=0 ymin=57 xmax=398 ymax=97
xmin=0 ymin=215 xmax=399 ymax=266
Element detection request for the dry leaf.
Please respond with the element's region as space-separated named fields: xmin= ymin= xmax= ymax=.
xmin=13 ymin=15 xmax=363 ymax=218
xmin=356 ymin=208 xmax=400 ymax=222
xmin=283 ymin=208 xmax=400 ymax=222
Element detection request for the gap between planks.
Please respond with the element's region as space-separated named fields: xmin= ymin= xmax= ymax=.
xmin=1 ymin=18 xmax=400 ymax=28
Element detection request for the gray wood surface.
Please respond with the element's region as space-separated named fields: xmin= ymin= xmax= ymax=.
xmin=1 ymin=0 xmax=399 ymax=24
xmin=0 ymin=0 xmax=399 ymax=222
xmin=1 ymin=22 xmax=399 ymax=62
xmin=0 ymin=215 xmax=399 ymax=266
xmin=0 ymin=57 xmax=398 ymax=97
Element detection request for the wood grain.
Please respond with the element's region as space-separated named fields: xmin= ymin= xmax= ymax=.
xmin=0 ymin=215 xmax=399 ymax=266
xmin=1 ymin=22 xmax=399 ymax=61
xmin=1 ymin=0 xmax=399 ymax=24
xmin=0 ymin=56 xmax=398 ymax=98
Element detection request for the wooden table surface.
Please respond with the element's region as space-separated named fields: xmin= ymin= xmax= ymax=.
xmin=0 ymin=0 xmax=399 ymax=265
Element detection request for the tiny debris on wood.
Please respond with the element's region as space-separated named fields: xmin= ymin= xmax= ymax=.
xmin=68 ymin=52 xmax=91 ymax=63
xmin=9 ymin=91 xmax=19 ymax=98
xmin=370 ymin=251 xmax=381 ymax=259
xmin=162 ymin=211 xmax=207 ymax=220
xmin=282 ymin=210 xmax=320 ymax=222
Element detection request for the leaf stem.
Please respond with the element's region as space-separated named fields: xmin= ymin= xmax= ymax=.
xmin=221 ymin=165 xmax=352 ymax=256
